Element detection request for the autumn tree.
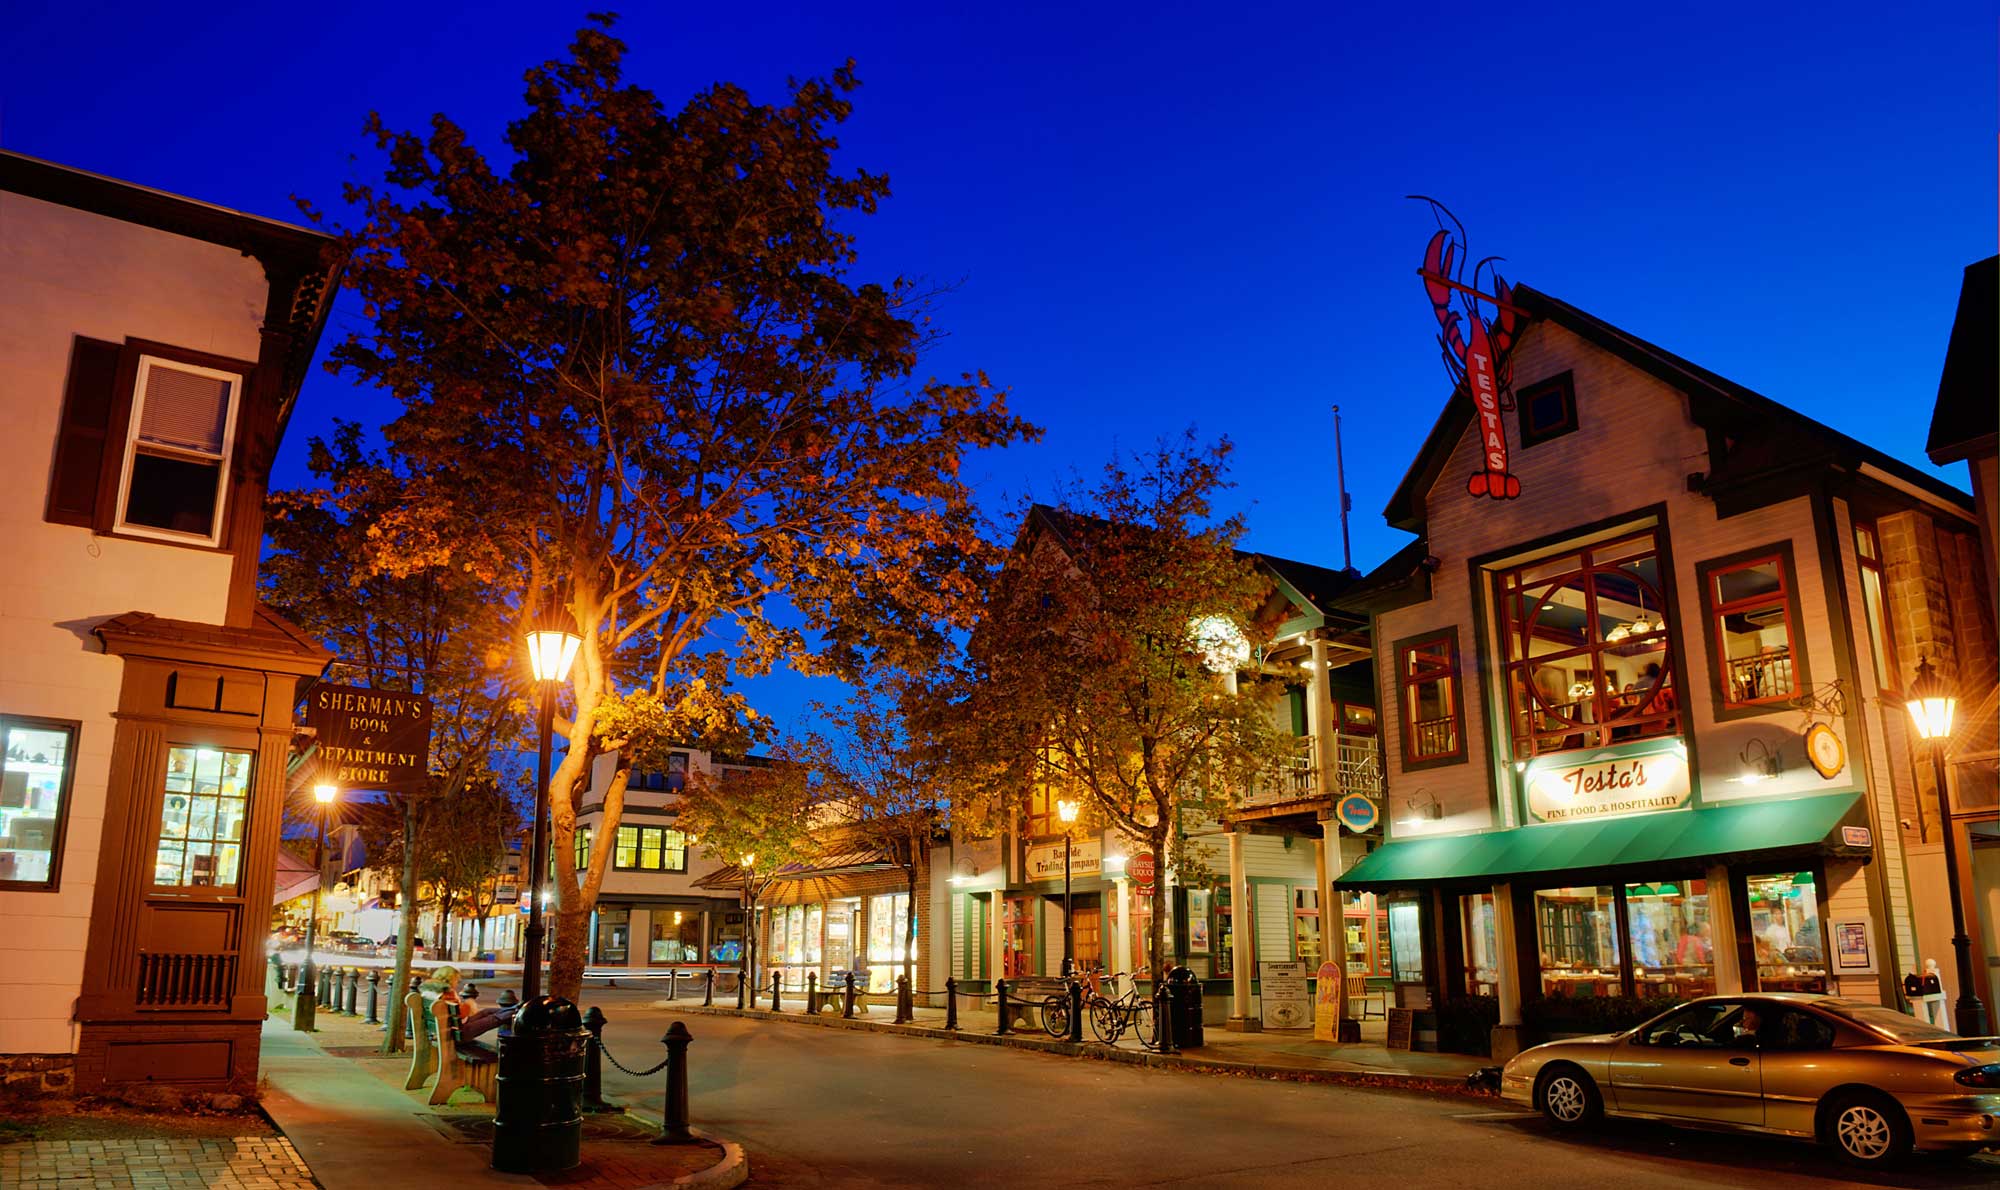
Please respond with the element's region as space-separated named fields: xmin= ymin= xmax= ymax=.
xmin=673 ymin=763 xmax=817 ymax=998
xmin=788 ymin=675 xmax=949 ymax=1006
xmin=418 ymin=777 xmax=526 ymax=956
xmin=955 ymin=437 xmax=1296 ymax=979
xmin=312 ymin=16 xmax=1036 ymax=997
xmin=264 ymin=424 xmax=519 ymax=1052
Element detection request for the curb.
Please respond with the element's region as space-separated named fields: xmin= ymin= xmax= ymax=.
xmin=651 ymin=1003 xmax=1489 ymax=1098
xmin=617 ymin=1115 xmax=748 ymax=1190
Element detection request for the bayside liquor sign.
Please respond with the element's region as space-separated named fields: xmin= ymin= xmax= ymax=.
xmin=307 ymin=684 xmax=433 ymax=792
xmin=1525 ymin=741 xmax=1690 ymax=824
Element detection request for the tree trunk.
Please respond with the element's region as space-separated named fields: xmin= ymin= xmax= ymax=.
xmin=434 ymin=892 xmax=450 ymax=960
xmin=1145 ymin=838 xmax=1168 ymax=985
xmin=379 ymin=797 xmax=422 ymax=1055
xmin=550 ymin=908 xmax=590 ymax=1001
xmin=475 ymin=911 xmax=488 ymax=956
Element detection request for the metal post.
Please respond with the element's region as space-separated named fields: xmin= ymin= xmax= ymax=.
xmin=345 ymin=968 xmax=360 ymax=1015
xmin=1067 ymin=979 xmax=1084 ymax=1043
xmin=1154 ymin=983 xmax=1177 ymax=1054
xmin=269 ymin=950 xmax=285 ymax=996
xmin=807 ymin=971 xmax=818 ymax=1014
xmin=842 ymin=978 xmax=856 ymax=1019
xmin=995 ymin=979 xmax=1010 ymax=1035
xmin=581 ymin=1006 xmax=609 ymax=1112
xmin=653 ymin=1022 xmax=695 ymax=1146
xmin=945 ymin=977 xmax=958 ymax=1031
xmin=704 ymin=968 xmax=715 ymax=1007
xmin=667 ymin=968 xmax=679 ymax=1001
xmin=292 ymin=807 xmax=329 ymax=1031
xmin=1062 ymin=831 xmax=1074 ymax=978
xmin=365 ymin=970 xmax=381 ymax=1024
xmin=1932 ymin=747 xmax=1990 ymax=1035
xmin=895 ymin=974 xmax=912 ymax=1024
xmin=523 ymin=684 xmax=556 ymax=1003
xmin=770 ymin=970 xmax=781 ymax=1013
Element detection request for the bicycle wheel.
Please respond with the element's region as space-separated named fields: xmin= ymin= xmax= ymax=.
xmin=1089 ymin=998 xmax=1122 ymax=1044
xmin=1136 ymin=1000 xmax=1162 ymax=1051
xmin=1042 ymin=995 xmax=1070 ymax=1039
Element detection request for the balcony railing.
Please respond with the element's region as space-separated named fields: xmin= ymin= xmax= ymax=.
xmin=1238 ymin=732 xmax=1382 ymax=809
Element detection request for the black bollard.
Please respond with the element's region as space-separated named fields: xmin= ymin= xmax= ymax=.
xmin=945 ymin=977 xmax=958 ymax=1031
xmin=652 ymin=1021 xmax=695 ymax=1146
xmin=807 ymin=971 xmax=818 ymax=1014
xmin=365 ymin=971 xmax=380 ymax=1024
xmin=1154 ymin=983 xmax=1177 ymax=1054
xmin=345 ymin=968 xmax=360 ymax=1015
xmin=269 ymin=951 xmax=285 ymax=994
xmin=735 ymin=967 xmax=746 ymax=1010
xmin=581 ymin=1006 xmax=610 ymax=1112
xmin=996 ymin=979 xmax=1011 ymax=1035
xmin=666 ymin=969 xmax=678 ymax=1001
xmin=703 ymin=968 xmax=715 ymax=1007
xmin=1067 ymin=979 xmax=1084 ymax=1044
xmin=769 ymin=970 xmax=781 ymax=1013
xmin=895 ymin=974 xmax=913 ymax=1024
xmin=842 ymin=978 xmax=856 ymax=1019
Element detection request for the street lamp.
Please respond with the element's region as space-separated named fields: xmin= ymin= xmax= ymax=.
xmin=739 ymin=854 xmax=757 ymax=1010
xmin=293 ymin=782 xmax=339 ymax=1031
xmin=1057 ymin=798 xmax=1080 ymax=977
xmin=1904 ymin=655 xmax=1988 ymax=1036
xmin=521 ymin=612 xmax=582 ymax=1003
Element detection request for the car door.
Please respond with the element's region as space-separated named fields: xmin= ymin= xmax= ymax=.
xmin=1618 ymin=1000 xmax=1764 ymax=1125
xmin=1752 ymin=1005 xmax=1839 ymax=1136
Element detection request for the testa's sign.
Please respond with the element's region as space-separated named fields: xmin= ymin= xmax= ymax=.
xmin=1524 ymin=741 xmax=1691 ymax=824
xmin=1413 ymin=196 xmax=1525 ymax=502
xmin=307 ymin=683 xmax=433 ymax=792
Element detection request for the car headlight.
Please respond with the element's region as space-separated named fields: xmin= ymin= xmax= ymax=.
xmin=1953 ymin=1064 xmax=2000 ymax=1089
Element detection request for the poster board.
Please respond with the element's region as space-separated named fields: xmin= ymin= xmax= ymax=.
xmin=1386 ymin=1007 xmax=1416 ymax=1051
xmin=1831 ymin=919 xmax=1876 ymax=975
xmin=1311 ymin=961 xmax=1342 ymax=1042
xmin=1259 ymin=961 xmax=1310 ymax=1030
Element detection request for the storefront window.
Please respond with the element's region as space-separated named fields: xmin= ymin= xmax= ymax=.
xmin=1498 ymin=531 xmax=1680 ymax=759
xmin=1625 ymin=878 xmax=1714 ymax=998
xmin=711 ymin=911 xmax=743 ymax=963
xmin=0 ymin=717 xmax=78 ymax=889
xmin=1748 ymin=871 xmax=1827 ymax=992
xmin=1003 ymin=895 xmax=1035 ymax=978
xmin=596 ymin=908 xmax=629 ymax=964
xmin=869 ymin=892 xmax=914 ymax=991
xmin=649 ymin=908 xmax=704 ymax=963
xmin=1293 ymin=888 xmax=1322 ymax=967
xmin=1387 ymin=899 xmax=1425 ymax=984
xmin=1461 ymin=893 xmax=1498 ymax=996
xmin=1343 ymin=892 xmax=1389 ymax=976
xmin=155 ymin=745 xmax=252 ymax=889
xmin=1534 ymin=885 xmax=1620 ymax=998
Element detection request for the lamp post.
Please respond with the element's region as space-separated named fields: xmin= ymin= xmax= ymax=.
xmin=739 ymin=854 xmax=757 ymax=1009
xmin=1905 ymin=655 xmax=1989 ymax=1036
xmin=1057 ymin=798 xmax=1080 ymax=977
xmin=293 ymin=782 xmax=338 ymax=1031
xmin=522 ymin=614 xmax=583 ymax=1002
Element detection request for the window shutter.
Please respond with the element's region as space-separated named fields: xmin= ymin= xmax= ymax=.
xmin=45 ymin=337 xmax=125 ymax=526
xmin=137 ymin=364 xmax=231 ymax=454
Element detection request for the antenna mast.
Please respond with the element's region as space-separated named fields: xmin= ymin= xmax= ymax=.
xmin=1333 ymin=405 xmax=1354 ymax=574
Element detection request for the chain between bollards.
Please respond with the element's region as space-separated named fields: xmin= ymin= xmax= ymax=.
xmin=652 ymin=1021 xmax=696 ymax=1146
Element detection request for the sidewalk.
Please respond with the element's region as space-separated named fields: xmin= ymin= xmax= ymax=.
xmin=653 ymin=996 xmax=1491 ymax=1094
xmin=258 ymin=1009 xmax=745 ymax=1190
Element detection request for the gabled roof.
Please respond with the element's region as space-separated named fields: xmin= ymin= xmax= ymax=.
xmin=1928 ymin=256 xmax=1998 ymax=466
xmin=1383 ymin=284 xmax=1973 ymax=532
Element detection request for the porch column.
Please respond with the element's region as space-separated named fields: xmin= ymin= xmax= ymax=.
xmin=989 ymin=890 xmax=1006 ymax=984
xmin=1491 ymin=882 xmax=1524 ymax=1061
xmin=1707 ymin=865 xmax=1744 ymax=994
xmin=1321 ymin=817 xmax=1353 ymax=1036
xmin=1113 ymin=876 xmax=1132 ymax=984
xmin=1308 ymin=636 xmax=1334 ymax=796
xmin=1226 ymin=830 xmax=1260 ymax=1031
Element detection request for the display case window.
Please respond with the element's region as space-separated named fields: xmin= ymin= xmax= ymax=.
xmin=1342 ymin=894 xmax=1390 ymax=976
xmin=1747 ymin=870 xmax=1827 ymax=993
xmin=0 ymin=717 xmax=78 ymax=890
xmin=1387 ymin=898 xmax=1425 ymax=984
xmin=154 ymin=745 xmax=252 ymax=889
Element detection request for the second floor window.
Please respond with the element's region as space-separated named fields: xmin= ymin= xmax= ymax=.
xmin=1496 ymin=529 xmax=1680 ymax=759
xmin=613 ymin=825 xmax=688 ymax=872
xmin=1854 ymin=524 xmax=1899 ymax=693
xmin=115 ymin=355 xmax=242 ymax=546
xmin=1396 ymin=629 xmax=1464 ymax=766
xmin=1699 ymin=549 xmax=1804 ymax=712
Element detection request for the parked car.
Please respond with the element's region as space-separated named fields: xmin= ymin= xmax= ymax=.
xmin=324 ymin=931 xmax=375 ymax=954
xmin=1501 ymin=993 xmax=2000 ymax=1166
xmin=376 ymin=936 xmax=428 ymax=959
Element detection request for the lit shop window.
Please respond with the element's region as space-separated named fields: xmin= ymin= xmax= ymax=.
xmin=1461 ymin=893 xmax=1498 ymax=996
xmin=1625 ymin=879 xmax=1714 ymax=999
xmin=613 ymin=825 xmax=688 ymax=871
xmin=0 ymin=717 xmax=79 ymax=889
xmin=1702 ymin=552 xmax=1802 ymax=710
xmin=155 ymin=746 xmax=253 ymax=889
xmin=1534 ymin=885 xmax=1620 ymax=999
xmin=868 ymin=892 xmax=914 ymax=992
xmin=1497 ymin=530 xmax=1680 ymax=759
xmin=1748 ymin=871 xmax=1827 ymax=993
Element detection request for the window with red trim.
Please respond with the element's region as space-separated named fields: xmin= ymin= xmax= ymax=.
xmin=1707 ymin=555 xmax=1799 ymax=709
xmin=1396 ymin=630 xmax=1464 ymax=766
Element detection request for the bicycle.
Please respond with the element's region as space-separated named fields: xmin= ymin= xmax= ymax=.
xmin=1083 ymin=971 xmax=1160 ymax=1048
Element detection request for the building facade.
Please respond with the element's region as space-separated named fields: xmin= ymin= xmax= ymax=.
xmin=0 ymin=152 xmax=339 ymax=1095
xmin=1336 ymin=285 xmax=1996 ymax=1056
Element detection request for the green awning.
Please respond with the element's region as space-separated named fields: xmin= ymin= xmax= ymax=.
xmin=1337 ymin=793 xmax=1867 ymax=891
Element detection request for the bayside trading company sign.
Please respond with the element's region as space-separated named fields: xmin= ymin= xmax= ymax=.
xmin=1524 ymin=740 xmax=1690 ymax=824
xmin=307 ymin=684 xmax=433 ymax=792
xmin=1026 ymin=837 xmax=1101 ymax=882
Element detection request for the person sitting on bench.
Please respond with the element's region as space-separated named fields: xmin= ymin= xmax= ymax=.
xmin=456 ymin=983 xmax=521 ymax=1042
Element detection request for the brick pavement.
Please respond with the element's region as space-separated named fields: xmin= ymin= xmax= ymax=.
xmin=0 ymin=1135 xmax=317 ymax=1189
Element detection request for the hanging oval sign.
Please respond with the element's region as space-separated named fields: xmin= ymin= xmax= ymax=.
xmin=1336 ymin=794 xmax=1380 ymax=833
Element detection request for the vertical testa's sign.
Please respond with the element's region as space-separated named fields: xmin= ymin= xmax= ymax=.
xmin=306 ymin=684 xmax=433 ymax=792
xmin=1412 ymin=196 xmax=1526 ymax=502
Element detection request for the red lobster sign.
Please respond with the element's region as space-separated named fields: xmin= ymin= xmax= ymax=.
xmin=1412 ymin=197 xmax=1528 ymax=500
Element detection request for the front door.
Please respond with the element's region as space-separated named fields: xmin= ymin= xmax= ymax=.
xmin=1003 ymin=896 xmax=1037 ymax=979
xmin=1610 ymin=1000 xmax=1762 ymax=1124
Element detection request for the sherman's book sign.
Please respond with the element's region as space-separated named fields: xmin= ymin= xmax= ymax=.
xmin=307 ymin=684 xmax=433 ymax=791
xmin=1259 ymin=961 xmax=1311 ymax=1030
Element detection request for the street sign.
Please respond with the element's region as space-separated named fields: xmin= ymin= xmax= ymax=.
xmin=306 ymin=684 xmax=433 ymax=792
xmin=1127 ymin=852 xmax=1156 ymax=889
xmin=1335 ymin=794 xmax=1379 ymax=833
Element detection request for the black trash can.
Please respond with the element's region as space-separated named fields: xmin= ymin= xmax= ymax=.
xmin=491 ymin=996 xmax=588 ymax=1173
xmin=1167 ymin=966 xmax=1204 ymax=1049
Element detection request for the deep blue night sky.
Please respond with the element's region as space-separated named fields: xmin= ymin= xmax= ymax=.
xmin=6 ymin=2 xmax=1993 ymax=734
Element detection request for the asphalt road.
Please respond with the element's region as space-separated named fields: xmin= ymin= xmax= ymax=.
xmin=581 ymin=988 xmax=1999 ymax=1190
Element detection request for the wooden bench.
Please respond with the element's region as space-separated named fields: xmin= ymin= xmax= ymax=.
xmin=403 ymin=991 xmax=440 ymax=1090
xmin=1003 ymin=976 xmax=1072 ymax=1033
xmin=1346 ymin=974 xmax=1386 ymax=1020
xmin=428 ymin=997 xmax=497 ymax=1105
xmin=814 ymin=970 xmax=869 ymax=1014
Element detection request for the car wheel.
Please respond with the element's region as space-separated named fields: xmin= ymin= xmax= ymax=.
xmin=1535 ymin=1064 xmax=1602 ymax=1128
xmin=1821 ymin=1091 xmax=1911 ymax=1168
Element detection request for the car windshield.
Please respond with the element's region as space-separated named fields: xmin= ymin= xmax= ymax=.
xmin=1827 ymin=1000 xmax=1962 ymax=1045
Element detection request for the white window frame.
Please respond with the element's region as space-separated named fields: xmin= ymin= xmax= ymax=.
xmin=112 ymin=354 xmax=243 ymax=547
